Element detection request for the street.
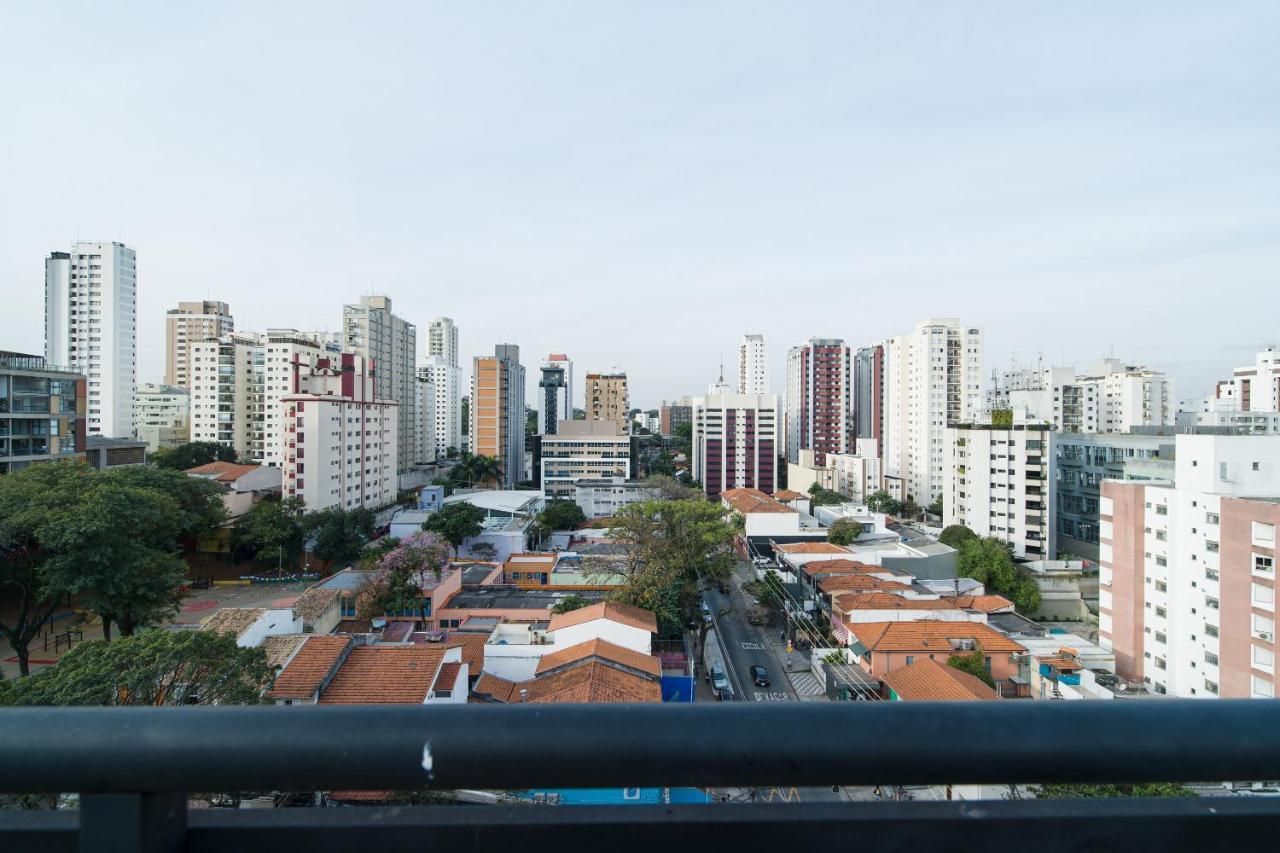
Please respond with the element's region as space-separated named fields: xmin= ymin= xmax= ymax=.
xmin=702 ymin=561 xmax=798 ymax=702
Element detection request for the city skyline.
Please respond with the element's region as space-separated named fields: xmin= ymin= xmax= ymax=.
xmin=4 ymin=4 xmax=1279 ymax=406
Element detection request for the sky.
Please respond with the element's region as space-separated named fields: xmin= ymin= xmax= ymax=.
xmin=2 ymin=2 xmax=1278 ymax=409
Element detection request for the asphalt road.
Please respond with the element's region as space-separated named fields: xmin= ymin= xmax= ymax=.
xmin=703 ymin=563 xmax=796 ymax=703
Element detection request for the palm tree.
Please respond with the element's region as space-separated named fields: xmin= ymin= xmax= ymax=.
xmin=471 ymin=455 xmax=503 ymax=489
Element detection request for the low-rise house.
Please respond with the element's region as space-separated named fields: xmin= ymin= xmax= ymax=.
xmin=290 ymin=587 xmax=342 ymax=634
xmin=847 ymin=621 xmax=1026 ymax=687
xmin=310 ymin=565 xmax=462 ymax=626
xmin=200 ymin=607 xmax=301 ymax=648
xmin=472 ymin=637 xmax=662 ymax=704
xmin=84 ymin=435 xmax=147 ymax=470
xmin=1020 ymin=559 xmax=1096 ymax=621
xmin=547 ymin=601 xmax=656 ymax=654
xmin=881 ymin=658 xmax=997 ymax=701
xmin=185 ymin=461 xmax=283 ymax=552
xmin=720 ymin=488 xmax=827 ymax=550
xmin=573 ymin=477 xmax=657 ymax=519
xmin=432 ymin=587 xmax=610 ymax=631
xmin=266 ymin=636 xmax=466 ymax=705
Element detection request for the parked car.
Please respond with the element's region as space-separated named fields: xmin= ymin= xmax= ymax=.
xmin=700 ymin=601 xmax=714 ymax=625
xmin=750 ymin=665 xmax=770 ymax=688
xmin=711 ymin=665 xmax=732 ymax=700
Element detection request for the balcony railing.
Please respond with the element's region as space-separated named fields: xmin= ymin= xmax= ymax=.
xmin=2 ymin=702 xmax=1280 ymax=852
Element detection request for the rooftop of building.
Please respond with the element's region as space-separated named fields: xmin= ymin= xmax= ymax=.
xmin=849 ymin=621 xmax=1026 ymax=654
xmin=317 ymin=646 xmax=448 ymax=704
xmin=265 ymin=635 xmax=354 ymax=700
xmin=880 ymin=658 xmax=997 ymax=701
xmin=199 ymin=608 xmax=266 ymax=639
xmin=535 ymin=638 xmax=661 ymax=678
xmin=775 ymin=542 xmax=850 ymax=555
xmin=291 ymin=587 xmax=341 ymax=624
xmin=443 ymin=587 xmax=609 ymax=611
xmin=260 ymin=634 xmax=309 ymax=670
xmin=185 ymin=460 xmax=267 ymax=483
xmin=473 ymin=660 xmax=660 ymax=704
xmin=821 ymin=575 xmax=914 ymax=595
xmin=546 ymin=601 xmax=658 ymax=634
xmin=316 ymin=568 xmax=376 ymax=591
xmin=721 ymin=488 xmax=793 ymax=515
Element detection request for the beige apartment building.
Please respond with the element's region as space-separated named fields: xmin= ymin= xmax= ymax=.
xmin=586 ymin=369 xmax=629 ymax=434
xmin=471 ymin=345 xmax=526 ymax=488
xmin=165 ymin=301 xmax=233 ymax=389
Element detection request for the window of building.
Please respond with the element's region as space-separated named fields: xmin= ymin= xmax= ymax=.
xmin=1253 ymin=585 xmax=1274 ymax=608
xmin=1252 ymin=676 xmax=1274 ymax=698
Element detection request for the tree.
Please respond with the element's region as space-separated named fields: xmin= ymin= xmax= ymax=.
xmin=991 ymin=409 xmax=1014 ymax=428
xmin=598 ymin=500 xmax=738 ymax=630
xmin=958 ymin=537 xmax=1042 ymax=613
xmin=422 ymin=502 xmax=485 ymax=556
xmin=648 ymin=451 xmax=676 ymax=477
xmin=551 ymin=594 xmax=590 ymax=615
xmin=866 ymin=490 xmax=902 ymax=515
xmin=538 ymin=499 xmax=587 ymax=531
xmin=102 ymin=465 xmax=227 ymax=542
xmin=900 ymin=497 xmax=921 ymax=520
xmin=231 ymin=497 xmax=305 ymax=569
xmin=947 ymin=647 xmax=995 ymax=687
xmin=150 ymin=441 xmax=237 ymax=470
xmin=0 ymin=630 xmax=272 ymax=706
xmin=1032 ymin=783 xmax=1197 ymax=799
xmin=301 ymin=507 xmax=377 ymax=565
xmin=807 ymin=482 xmax=843 ymax=507
xmin=927 ymin=494 xmax=944 ymax=517
xmin=469 ymin=542 xmax=498 ymax=562
xmin=360 ymin=536 xmax=401 ymax=568
xmin=828 ymin=518 xmax=863 ymax=546
xmin=360 ymin=532 xmax=451 ymax=622
xmin=939 ymin=524 xmax=978 ymax=549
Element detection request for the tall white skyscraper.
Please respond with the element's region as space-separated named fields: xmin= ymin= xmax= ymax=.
xmin=165 ymin=300 xmax=233 ymax=389
xmin=343 ymin=295 xmax=417 ymax=476
xmin=739 ymin=334 xmax=768 ymax=394
xmin=420 ymin=356 xmax=462 ymax=456
xmin=537 ymin=353 xmax=574 ymax=434
xmin=428 ymin=316 xmax=460 ymax=367
xmin=881 ymin=318 xmax=984 ymax=504
xmin=44 ymin=242 xmax=137 ymax=438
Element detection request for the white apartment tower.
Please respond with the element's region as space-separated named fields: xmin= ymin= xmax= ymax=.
xmin=991 ymin=358 xmax=1174 ymax=433
xmin=343 ymin=295 xmax=417 ymax=477
xmin=165 ymin=301 xmax=233 ymax=389
xmin=420 ymin=357 xmax=462 ymax=456
xmin=281 ymin=352 xmax=399 ymax=511
xmin=44 ymin=242 xmax=137 ymax=438
xmin=692 ymin=392 xmax=780 ymax=498
xmin=428 ymin=316 xmax=460 ymax=367
xmin=133 ymin=383 xmax=190 ymax=452
xmin=739 ymin=334 xmax=768 ymax=395
xmin=414 ymin=371 xmax=437 ymax=466
xmin=881 ymin=319 xmax=984 ymax=504
xmin=537 ymin=354 xmax=574 ymax=435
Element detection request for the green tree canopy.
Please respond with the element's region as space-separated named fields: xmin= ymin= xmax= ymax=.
xmin=643 ymin=474 xmax=703 ymax=501
xmin=866 ymin=490 xmax=903 ymax=515
xmin=551 ymin=593 xmax=590 ymax=615
xmin=101 ymin=465 xmax=227 ymax=541
xmin=807 ymin=483 xmax=844 ymax=507
xmin=231 ymin=497 xmax=305 ymax=567
xmin=1032 ymin=783 xmax=1197 ymax=799
xmin=827 ymin=517 xmax=864 ymax=546
xmin=0 ymin=630 xmax=271 ymax=706
xmin=539 ymin=499 xmax=587 ymax=531
xmin=422 ymin=502 xmax=485 ymax=555
xmin=301 ymin=506 xmax=377 ymax=564
xmin=150 ymin=441 xmax=237 ymax=470
xmin=947 ymin=647 xmax=995 ymax=687
xmin=958 ymin=536 xmax=1042 ymax=613
xmin=600 ymin=499 xmax=738 ymax=630
xmin=939 ymin=524 xmax=978 ymax=549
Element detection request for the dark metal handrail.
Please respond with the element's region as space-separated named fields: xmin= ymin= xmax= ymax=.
xmin=3 ymin=700 xmax=1280 ymax=794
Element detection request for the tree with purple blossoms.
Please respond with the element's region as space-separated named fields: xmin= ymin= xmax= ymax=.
xmin=360 ymin=532 xmax=451 ymax=624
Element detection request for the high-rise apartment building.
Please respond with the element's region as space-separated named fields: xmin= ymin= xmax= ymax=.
xmin=44 ymin=242 xmax=137 ymax=438
xmin=537 ymin=354 xmax=574 ymax=435
xmin=428 ymin=316 xmax=460 ymax=368
xmin=165 ymin=301 xmax=233 ymax=389
xmin=944 ymin=422 xmax=1056 ymax=558
xmin=538 ymin=420 xmax=633 ymax=499
xmin=1202 ymin=347 xmax=1280 ymax=415
xmin=659 ymin=398 xmax=693 ymax=438
xmin=991 ymin=358 xmax=1174 ymax=433
xmin=420 ymin=357 xmax=462 ymax=456
xmin=133 ymin=383 xmax=190 ymax=452
xmin=281 ymin=352 xmax=398 ymax=512
xmin=414 ymin=371 xmax=436 ymax=466
xmin=852 ymin=345 xmax=884 ymax=448
xmin=586 ymin=369 xmax=629 ymax=434
xmin=784 ymin=338 xmax=850 ymax=467
xmin=739 ymin=334 xmax=768 ymax=395
xmin=1099 ymin=434 xmax=1280 ymax=698
xmin=189 ymin=330 xmax=343 ymax=465
xmin=692 ymin=392 xmax=780 ymax=498
xmin=0 ymin=351 xmax=86 ymax=474
xmin=881 ymin=319 xmax=983 ymax=503
xmin=471 ymin=344 xmax=526 ymax=488
xmin=343 ymin=295 xmax=417 ymax=477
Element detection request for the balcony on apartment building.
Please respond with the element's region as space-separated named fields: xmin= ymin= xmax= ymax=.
xmin=2 ymin=703 xmax=1280 ymax=852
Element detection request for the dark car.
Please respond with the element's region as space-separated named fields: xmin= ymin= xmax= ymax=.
xmin=750 ymin=665 xmax=770 ymax=687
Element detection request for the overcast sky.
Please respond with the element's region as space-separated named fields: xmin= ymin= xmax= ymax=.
xmin=3 ymin=2 xmax=1278 ymax=408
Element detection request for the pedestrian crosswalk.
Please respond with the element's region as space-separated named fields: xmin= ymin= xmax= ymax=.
xmin=788 ymin=670 xmax=824 ymax=696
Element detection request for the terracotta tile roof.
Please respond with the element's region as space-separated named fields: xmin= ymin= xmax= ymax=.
xmin=799 ymin=559 xmax=882 ymax=577
xmin=444 ymin=633 xmax=486 ymax=672
xmin=436 ymin=662 xmax=464 ymax=688
xmin=260 ymin=634 xmax=308 ymax=669
xmin=327 ymin=791 xmax=396 ymax=802
xmin=184 ymin=461 xmax=263 ymax=483
xmin=535 ymin=638 xmax=662 ymax=677
xmin=293 ymin=587 xmax=340 ymax=624
xmin=881 ymin=658 xmax=997 ymax=701
xmin=944 ymin=594 xmax=1015 ymax=614
xmin=473 ymin=672 xmax=518 ymax=702
xmin=200 ymin=608 xmax=266 ymax=639
xmin=265 ymin=635 xmax=353 ymax=700
xmin=820 ymin=575 xmax=913 ymax=594
xmin=318 ymin=646 xmax=447 ymax=704
xmin=547 ymin=601 xmax=658 ymax=634
xmin=772 ymin=489 xmax=806 ymax=501
xmin=720 ymin=488 xmax=793 ymax=515
xmin=527 ymin=661 xmax=661 ymax=703
xmin=1038 ymin=656 xmax=1084 ymax=671
xmin=848 ymin=621 xmax=1026 ymax=654
xmin=834 ymin=593 xmax=959 ymax=612
xmin=776 ymin=542 xmax=850 ymax=555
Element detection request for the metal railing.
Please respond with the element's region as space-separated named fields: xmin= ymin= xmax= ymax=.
xmin=2 ymin=702 xmax=1280 ymax=852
